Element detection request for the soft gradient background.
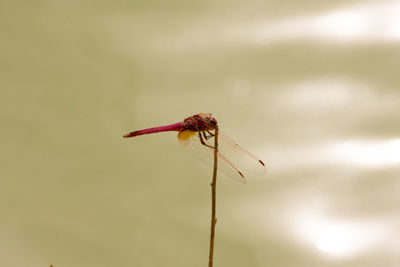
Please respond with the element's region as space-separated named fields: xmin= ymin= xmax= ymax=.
xmin=1 ymin=0 xmax=400 ymax=266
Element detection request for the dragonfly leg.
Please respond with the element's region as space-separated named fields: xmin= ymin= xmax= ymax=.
xmin=199 ymin=131 xmax=215 ymax=149
xmin=203 ymin=130 xmax=215 ymax=140
xmin=202 ymin=131 xmax=209 ymax=140
xmin=206 ymin=130 xmax=215 ymax=137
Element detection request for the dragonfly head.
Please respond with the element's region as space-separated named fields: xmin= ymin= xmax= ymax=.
xmin=207 ymin=115 xmax=218 ymax=129
xmin=199 ymin=113 xmax=217 ymax=129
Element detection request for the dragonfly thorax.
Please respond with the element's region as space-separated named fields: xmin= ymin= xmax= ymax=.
xmin=183 ymin=113 xmax=217 ymax=132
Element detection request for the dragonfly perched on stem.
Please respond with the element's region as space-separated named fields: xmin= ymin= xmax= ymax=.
xmin=123 ymin=113 xmax=266 ymax=183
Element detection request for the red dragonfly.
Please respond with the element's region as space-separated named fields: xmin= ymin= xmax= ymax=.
xmin=123 ymin=113 xmax=266 ymax=183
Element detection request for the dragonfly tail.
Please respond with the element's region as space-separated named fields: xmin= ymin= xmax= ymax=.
xmin=123 ymin=122 xmax=184 ymax=138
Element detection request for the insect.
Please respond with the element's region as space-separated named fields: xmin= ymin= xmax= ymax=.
xmin=123 ymin=113 xmax=266 ymax=183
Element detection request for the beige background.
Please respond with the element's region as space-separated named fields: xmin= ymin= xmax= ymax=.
xmin=1 ymin=0 xmax=400 ymax=266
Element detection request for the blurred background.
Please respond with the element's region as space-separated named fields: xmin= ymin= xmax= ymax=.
xmin=1 ymin=0 xmax=400 ymax=266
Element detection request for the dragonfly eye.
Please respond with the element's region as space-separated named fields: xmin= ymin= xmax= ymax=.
xmin=207 ymin=116 xmax=217 ymax=127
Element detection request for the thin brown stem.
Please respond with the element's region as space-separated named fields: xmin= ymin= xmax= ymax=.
xmin=208 ymin=126 xmax=219 ymax=267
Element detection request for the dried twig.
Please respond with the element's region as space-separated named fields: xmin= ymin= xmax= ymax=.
xmin=208 ymin=126 xmax=219 ymax=267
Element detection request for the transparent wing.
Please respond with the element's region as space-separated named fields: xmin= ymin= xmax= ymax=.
xmin=218 ymin=130 xmax=266 ymax=175
xmin=177 ymin=129 xmax=266 ymax=183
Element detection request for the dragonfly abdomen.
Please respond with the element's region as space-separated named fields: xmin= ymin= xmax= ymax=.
xmin=123 ymin=122 xmax=184 ymax=138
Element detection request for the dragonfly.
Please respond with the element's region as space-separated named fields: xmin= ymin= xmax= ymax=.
xmin=123 ymin=113 xmax=266 ymax=183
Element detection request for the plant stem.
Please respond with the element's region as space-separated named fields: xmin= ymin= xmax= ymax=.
xmin=208 ymin=126 xmax=219 ymax=267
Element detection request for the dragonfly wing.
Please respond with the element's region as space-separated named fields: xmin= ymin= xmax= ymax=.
xmin=178 ymin=129 xmax=257 ymax=183
xmin=218 ymin=130 xmax=266 ymax=175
